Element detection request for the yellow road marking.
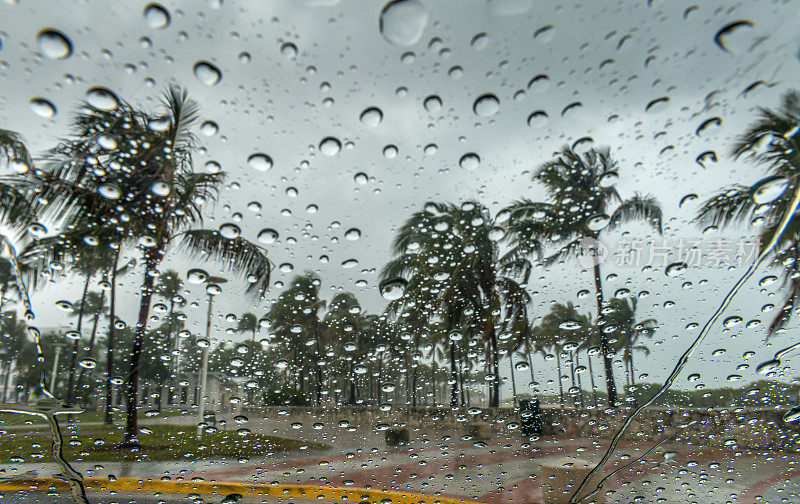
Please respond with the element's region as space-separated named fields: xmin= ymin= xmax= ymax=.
xmin=0 ymin=477 xmax=486 ymax=504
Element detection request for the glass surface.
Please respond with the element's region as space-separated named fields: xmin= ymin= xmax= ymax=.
xmin=1 ymin=1 xmax=800 ymax=503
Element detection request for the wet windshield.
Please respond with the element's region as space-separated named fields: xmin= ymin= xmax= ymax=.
xmin=1 ymin=1 xmax=800 ymax=504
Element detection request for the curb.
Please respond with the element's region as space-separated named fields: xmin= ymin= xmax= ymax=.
xmin=0 ymin=477 xmax=485 ymax=504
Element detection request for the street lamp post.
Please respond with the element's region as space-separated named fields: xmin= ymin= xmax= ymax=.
xmin=197 ymin=280 xmax=225 ymax=437
xmin=50 ymin=344 xmax=63 ymax=394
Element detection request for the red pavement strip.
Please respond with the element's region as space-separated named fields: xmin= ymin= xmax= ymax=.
xmin=198 ymin=437 xmax=796 ymax=504
xmin=738 ymin=467 xmax=800 ymax=504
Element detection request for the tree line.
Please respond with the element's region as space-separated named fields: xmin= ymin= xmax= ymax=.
xmin=1 ymin=85 xmax=798 ymax=447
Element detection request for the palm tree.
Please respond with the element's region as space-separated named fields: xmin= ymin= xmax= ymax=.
xmin=382 ymin=201 xmax=530 ymax=408
xmin=324 ymin=292 xmax=368 ymax=405
xmin=235 ymin=312 xmax=259 ymax=341
xmin=73 ymin=290 xmax=108 ymax=405
xmin=267 ymin=273 xmax=325 ymax=405
xmin=603 ymin=297 xmax=657 ymax=402
xmin=17 ymin=86 xmax=272 ymax=445
xmin=696 ymin=90 xmax=800 ymax=334
xmin=502 ymin=146 xmax=662 ymax=407
xmin=532 ymin=302 xmax=593 ymax=408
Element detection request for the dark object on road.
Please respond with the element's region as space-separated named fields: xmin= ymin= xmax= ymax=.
xmin=385 ymin=427 xmax=410 ymax=446
xmin=519 ymin=398 xmax=543 ymax=436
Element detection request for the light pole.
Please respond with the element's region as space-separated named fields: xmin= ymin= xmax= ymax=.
xmin=50 ymin=344 xmax=63 ymax=394
xmin=197 ymin=279 xmax=225 ymax=437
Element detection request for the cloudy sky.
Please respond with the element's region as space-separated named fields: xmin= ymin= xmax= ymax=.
xmin=1 ymin=0 xmax=800 ymax=398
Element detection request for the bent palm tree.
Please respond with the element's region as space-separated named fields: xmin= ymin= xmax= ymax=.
xmin=696 ymin=90 xmax=800 ymax=334
xmin=382 ymin=201 xmax=530 ymax=408
xmin=503 ymin=147 xmax=662 ymax=407
xmin=19 ymin=86 xmax=272 ymax=445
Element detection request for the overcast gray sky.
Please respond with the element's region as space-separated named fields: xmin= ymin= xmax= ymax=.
xmin=1 ymin=0 xmax=800 ymax=397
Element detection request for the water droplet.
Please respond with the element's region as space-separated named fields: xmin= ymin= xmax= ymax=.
xmin=760 ymin=275 xmax=778 ymax=286
xmin=473 ymin=93 xmax=500 ymax=117
xmin=514 ymin=361 xmax=529 ymax=371
xmin=679 ymin=194 xmax=698 ymax=208
xmin=527 ymin=74 xmax=550 ymax=92
xmin=527 ymin=111 xmax=548 ymax=128
xmin=723 ymin=316 xmax=742 ymax=328
xmin=380 ymin=277 xmax=407 ymax=300
xmin=256 ymin=228 xmax=279 ymax=244
xmin=37 ymin=29 xmax=72 ymax=59
xmin=459 ymin=153 xmax=480 ymax=170
xmin=97 ymin=135 xmax=117 ymax=150
xmin=187 ymin=268 xmax=209 ymax=284
xmin=559 ymin=320 xmax=583 ymax=330
xmin=345 ymin=228 xmax=361 ymax=241
xmin=341 ymin=259 xmax=358 ymax=268
xmin=354 ymin=172 xmax=368 ymax=185
xmin=645 ymin=96 xmax=670 ymax=113
xmin=193 ymin=61 xmax=222 ymax=86
xmin=79 ymin=358 xmax=97 ymax=369
xmin=98 ymin=184 xmax=122 ymax=200
xmin=752 ymin=176 xmax=789 ymax=204
xmin=756 ymin=359 xmax=780 ymax=375
xmin=219 ymin=223 xmax=241 ymax=239
xmin=319 ymin=137 xmax=341 ymax=156
xmin=205 ymin=160 xmax=221 ymax=173
xmin=85 ymin=87 xmax=119 ymax=111
xmin=247 ymin=153 xmax=273 ymax=172
xmin=30 ymin=98 xmax=56 ymax=118
xmin=665 ymin=262 xmax=688 ymax=277
xmin=280 ymin=41 xmax=298 ymax=58
xmin=471 ymin=32 xmax=489 ymax=50
xmin=424 ymin=95 xmax=442 ymax=113
xmin=586 ymin=214 xmax=610 ymax=231
xmin=144 ymin=3 xmax=171 ymax=29
xmin=379 ymin=0 xmax=429 ymax=47
xmin=150 ymin=180 xmax=170 ymax=196
xmin=383 ymin=145 xmax=398 ymax=159
xmin=696 ymin=151 xmax=718 ymax=169
xmin=359 ymin=107 xmax=383 ymax=127
xmin=27 ymin=222 xmax=47 ymax=238
xmin=201 ymin=121 xmax=219 ymax=136
xmin=56 ymin=300 xmax=75 ymax=312
xmin=714 ymin=20 xmax=754 ymax=53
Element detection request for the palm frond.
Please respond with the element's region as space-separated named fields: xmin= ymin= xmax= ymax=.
xmin=607 ymin=193 xmax=663 ymax=234
xmin=176 ymin=229 xmax=271 ymax=299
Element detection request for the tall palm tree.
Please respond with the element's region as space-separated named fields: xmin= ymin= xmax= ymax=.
xmin=17 ymin=86 xmax=272 ymax=445
xmin=382 ymin=201 xmax=530 ymax=408
xmin=267 ymin=273 xmax=325 ymax=405
xmin=502 ymin=147 xmax=662 ymax=407
xmin=324 ymin=292 xmax=367 ymax=405
xmin=73 ymin=290 xmax=107 ymax=404
xmin=532 ymin=302 xmax=593 ymax=408
xmin=603 ymin=297 xmax=657 ymax=398
xmin=696 ymin=90 xmax=800 ymax=334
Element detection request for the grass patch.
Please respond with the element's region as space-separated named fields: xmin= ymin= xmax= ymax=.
xmin=0 ymin=409 xmax=187 ymax=427
xmin=0 ymin=423 xmax=328 ymax=463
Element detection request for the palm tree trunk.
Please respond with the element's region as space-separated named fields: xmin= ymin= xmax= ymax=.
xmin=556 ymin=350 xmax=564 ymax=408
xmin=486 ymin=321 xmax=500 ymax=408
xmin=568 ymin=350 xmax=577 ymax=407
xmin=509 ymin=352 xmax=518 ymax=408
xmin=411 ymin=333 xmax=420 ymax=408
xmin=449 ymin=339 xmax=458 ymax=408
xmin=377 ymin=352 xmax=384 ymax=403
xmin=430 ymin=359 xmax=436 ymax=406
xmin=586 ymin=350 xmax=599 ymax=408
xmin=313 ymin=325 xmax=323 ymax=406
xmin=593 ymin=262 xmax=617 ymax=407
xmin=66 ymin=275 xmax=91 ymax=406
xmin=76 ymin=290 xmax=105 ymax=406
xmin=457 ymin=344 xmax=466 ymax=407
xmin=123 ymin=259 xmax=157 ymax=446
xmin=105 ymin=248 xmax=120 ymax=424
xmin=575 ymin=350 xmax=584 ymax=408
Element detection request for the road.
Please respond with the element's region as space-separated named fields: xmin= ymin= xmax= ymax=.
xmin=2 ymin=411 xmax=799 ymax=503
